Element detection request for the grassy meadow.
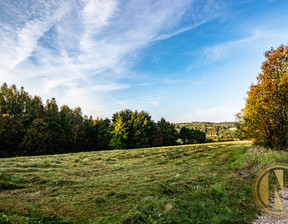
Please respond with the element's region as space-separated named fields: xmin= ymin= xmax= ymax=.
xmin=1 ymin=141 xmax=288 ymax=223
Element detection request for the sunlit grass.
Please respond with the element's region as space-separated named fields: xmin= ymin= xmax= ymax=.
xmin=0 ymin=141 xmax=287 ymax=223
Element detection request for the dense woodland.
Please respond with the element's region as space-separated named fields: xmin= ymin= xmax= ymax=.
xmin=0 ymin=83 xmax=207 ymax=157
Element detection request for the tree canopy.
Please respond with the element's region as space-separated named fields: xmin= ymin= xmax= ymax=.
xmin=110 ymin=109 xmax=157 ymax=149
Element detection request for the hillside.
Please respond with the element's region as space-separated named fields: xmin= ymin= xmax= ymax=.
xmin=175 ymin=122 xmax=239 ymax=142
xmin=1 ymin=141 xmax=288 ymax=223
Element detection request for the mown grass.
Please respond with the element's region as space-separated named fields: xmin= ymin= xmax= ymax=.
xmin=0 ymin=141 xmax=288 ymax=223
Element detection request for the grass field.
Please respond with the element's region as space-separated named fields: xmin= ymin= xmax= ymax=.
xmin=1 ymin=141 xmax=288 ymax=223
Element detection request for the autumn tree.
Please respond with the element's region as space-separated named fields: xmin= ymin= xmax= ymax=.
xmin=242 ymin=44 xmax=288 ymax=150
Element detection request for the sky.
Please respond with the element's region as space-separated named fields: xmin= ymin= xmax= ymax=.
xmin=1 ymin=0 xmax=288 ymax=122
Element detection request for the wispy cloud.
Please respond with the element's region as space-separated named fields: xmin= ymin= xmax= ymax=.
xmin=187 ymin=31 xmax=262 ymax=69
xmin=107 ymin=95 xmax=165 ymax=107
xmin=0 ymin=0 xmax=225 ymax=117
xmin=188 ymin=27 xmax=288 ymax=69
xmin=0 ymin=1 xmax=71 ymax=70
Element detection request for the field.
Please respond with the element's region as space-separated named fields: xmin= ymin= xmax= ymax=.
xmin=1 ymin=141 xmax=288 ymax=223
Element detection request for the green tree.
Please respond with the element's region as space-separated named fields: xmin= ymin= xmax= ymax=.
xmin=59 ymin=105 xmax=86 ymax=152
xmin=83 ymin=116 xmax=98 ymax=151
xmin=110 ymin=109 xmax=157 ymax=149
xmin=60 ymin=105 xmax=74 ymax=152
xmin=193 ymin=129 xmax=206 ymax=143
xmin=180 ymin=127 xmax=206 ymax=144
xmin=235 ymin=112 xmax=245 ymax=140
xmin=180 ymin=127 xmax=192 ymax=144
xmin=129 ymin=110 xmax=157 ymax=148
xmin=20 ymin=118 xmax=52 ymax=156
xmin=242 ymin=44 xmax=288 ymax=150
xmin=152 ymin=127 xmax=164 ymax=146
xmin=71 ymin=107 xmax=86 ymax=151
xmin=110 ymin=114 xmax=128 ymax=149
xmin=96 ymin=118 xmax=111 ymax=150
xmin=0 ymin=83 xmax=32 ymax=118
xmin=44 ymin=98 xmax=65 ymax=153
xmin=157 ymin=118 xmax=178 ymax=146
xmin=26 ymin=96 xmax=44 ymax=121
xmin=0 ymin=114 xmax=24 ymax=157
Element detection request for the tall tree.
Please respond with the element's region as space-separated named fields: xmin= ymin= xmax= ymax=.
xmin=0 ymin=114 xmax=24 ymax=157
xmin=96 ymin=118 xmax=111 ymax=150
xmin=83 ymin=116 xmax=98 ymax=151
xmin=129 ymin=110 xmax=157 ymax=148
xmin=44 ymin=98 xmax=65 ymax=153
xmin=152 ymin=127 xmax=164 ymax=146
xmin=60 ymin=105 xmax=74 ymax=152
xmin=180 ymin=127 xmax=192 ymax=144
xmin=193 ymin=129 xmax=206 ymax=143
xmin=157 ymin=118 xmax=178 ymax=146
xmin=110 ymin=110 xmax=157 ymax=149
xmin=71 ymin=107 xmax=86 ymax=151
xmin=0 ymin=83 xmax=32 ymax=118
xmin=110 ymin=114 xmax=128 ymax=149
xmin=180 ymin=127 xmax=206 ymax=144
xmin=242 ymin=44 xmax=288 ymax=150
xmin=20 ymin=118 xmax=52 ymax=156
xmin=26 ymin=96 xmax=44 ymax=121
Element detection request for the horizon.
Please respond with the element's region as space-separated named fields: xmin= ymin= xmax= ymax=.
xmin=1 ymin=0 xmax=288 ymax=122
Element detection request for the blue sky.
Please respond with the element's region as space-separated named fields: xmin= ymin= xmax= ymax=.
xmin=1 ymin=0 xmax=288 ymax=122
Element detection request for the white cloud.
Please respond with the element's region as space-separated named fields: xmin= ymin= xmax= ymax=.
xmin=106 ymin=95 xmax=164 ymax=107
xmin=0 ymin=0 xmax=71 ymax=70
xmin=0 ymin=0 xmax=225 ymax=117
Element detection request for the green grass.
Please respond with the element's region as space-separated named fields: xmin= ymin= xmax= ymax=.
xmin=0 ymin=141 xmax=288 ymax=223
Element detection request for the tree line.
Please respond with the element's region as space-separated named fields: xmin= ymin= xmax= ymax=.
xmin=175 ymin=122 xmax=239 ymax=142
xmin=0 ymin=83 xmax=206 ymax=157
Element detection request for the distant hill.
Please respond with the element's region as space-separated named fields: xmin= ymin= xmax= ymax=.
xmin=174 ymin=122 xmax=239 ymax=142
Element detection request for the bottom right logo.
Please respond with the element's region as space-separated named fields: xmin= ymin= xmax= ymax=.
xmin=252 ymin=163 xmax=288 ymax=217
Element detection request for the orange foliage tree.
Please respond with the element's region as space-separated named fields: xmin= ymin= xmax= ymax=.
xmin=242 ymin=44 xmax=288 ymax=150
